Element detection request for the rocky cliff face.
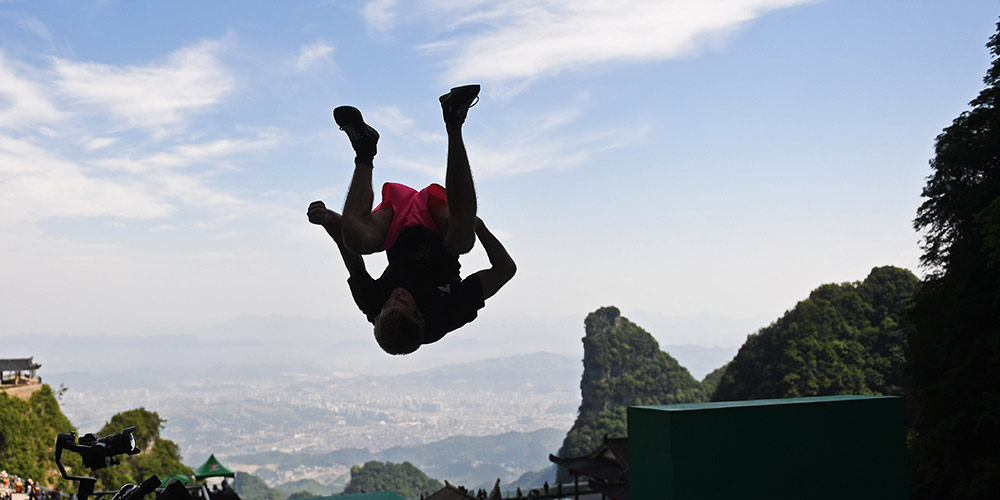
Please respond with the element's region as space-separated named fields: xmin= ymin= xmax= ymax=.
xmin=557 ymin=307 xmax=707 ymax=471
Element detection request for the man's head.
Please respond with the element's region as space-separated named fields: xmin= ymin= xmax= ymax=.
xmin=373 ymin=287 xmax=425 ymax=355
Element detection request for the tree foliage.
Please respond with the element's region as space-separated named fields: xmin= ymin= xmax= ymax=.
xmin=89 ymin=408 xmax=193 ymax=491
xmin=699 ymin=363 xmax=728 ymax=396
xmin=341 ymin=461 xmax=442 ymax=498
xmin=712 ymin=266 xmax=919 ymax=401
xmin=0 ymin=385 xmax=80 ymax=488
xmin=907 ymin=19 xmax=1000 ymax=500
xmin=556 ymin=307 xmax=708 ymax=481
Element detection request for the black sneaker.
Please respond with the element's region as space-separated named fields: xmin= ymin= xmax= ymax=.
xmin=333 ymin=106 xmax=379 ymax=161
xmin=439 ymin=84 xmax=480 ymax=125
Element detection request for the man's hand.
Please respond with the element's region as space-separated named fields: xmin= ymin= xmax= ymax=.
xmin=308 ymin=201 xmax=341 ymax=228
xmin=308 ymin=200 xmax=368 ymax=277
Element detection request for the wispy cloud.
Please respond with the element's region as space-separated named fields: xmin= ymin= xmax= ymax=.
xmin=0 ymin=135 xmax=175 ymax=222
xmin=85 ymin=137 xmax=117 ymax=150
xmin=51 ymin=39 xmax=234 ymax=131
xmin=296 ymin=41 xmax=336 ymax=71
xmin=381 ymin=100 xmax=650 ymax=179
xmin=0 ymin=40 xmax=280 ymax=227
xmin=16 ymin=15 xmax=53 ymax=42
xmin=364 ymin=0 xmax=399 ymax=32
xmin=373 ymin=0 xmax=814 ymax=87
xmin=0 ymin=130 xmax=272 ymax=225
xmin=92 ymin=132 xmax=284 ymax=174
xmin=466 ymin=121 xmax=652 ymax=178
xmin=368 ymin=106 xmax=444 ymax=143
xmin=0 ymin=50 xmax=64 ymax=129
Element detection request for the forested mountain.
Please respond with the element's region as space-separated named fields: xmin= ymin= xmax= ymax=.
xmin=712 ymin=266 xmax=920 ymax=401
xmin=0 ymin=387 xmax=189 ymax=493
xmin=235 ymin=472 xmax=284 ymax=500
xmin=0 ymin=385 xmax=78 ymax=487
xmin=341 ymin=461 xmax=442 ymax=498
xmin=555 ymin=306 xmax=707 ymax=479
xmin=554 ymin=269 xmax=920 ymax=483
xmin=275 ymin=478 xmax=338 ymax=497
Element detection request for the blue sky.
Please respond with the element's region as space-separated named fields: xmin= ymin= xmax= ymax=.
xmin=1 ymin=1 xmax=998 ymax=373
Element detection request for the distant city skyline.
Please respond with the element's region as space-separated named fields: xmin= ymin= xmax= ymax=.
xmin=2 ymin=2 xmax=998 ymax=368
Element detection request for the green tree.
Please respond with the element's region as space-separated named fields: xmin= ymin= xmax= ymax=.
xmin=908 ymin=19 xmax=1000 ymax=500
xmin=341 ymin=461 xmax=441 ymax=498
xmin=700 ymin=363 xmax=729 ymax=396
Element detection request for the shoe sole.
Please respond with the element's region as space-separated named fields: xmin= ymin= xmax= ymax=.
xmin=439 ymin=84 xmax=481 ymax=105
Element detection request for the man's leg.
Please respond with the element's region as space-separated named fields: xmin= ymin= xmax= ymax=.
xmin=333 ymin=106 xmax=391 ymax=255
xmin=439 ymin=85 xmax=481 ymax=255
xmin=342 ymin=159 xmax=392 ymax=255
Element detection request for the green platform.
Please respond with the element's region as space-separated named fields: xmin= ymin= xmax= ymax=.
xmin=627 ymin=395 xmax=908 ymax=499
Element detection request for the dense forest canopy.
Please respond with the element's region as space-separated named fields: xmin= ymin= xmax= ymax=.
xmin=0 ymin=386 xmax=78 ymax=487
xmin=0 ymin=391 xmax=190 ymax=493
xmin=712 ymin=266 xmax=919 ymax=401
xmin=907 ymin=19 xmax=1000 ymax=500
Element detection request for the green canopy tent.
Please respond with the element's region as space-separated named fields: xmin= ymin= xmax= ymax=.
xmin=161 ymin=473 xmax=192 ymax=485
xmin=193 ymin=454 xmax=235 ymax=480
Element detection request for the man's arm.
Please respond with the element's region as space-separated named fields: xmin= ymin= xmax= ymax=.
xmin=308 ymin=201 xmax=370 ymax=279
xmin=469 ymin=217 xmax=516 ymax=300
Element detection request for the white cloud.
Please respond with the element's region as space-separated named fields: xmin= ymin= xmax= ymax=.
xmin=466 ymin=121 xmax=650 ymax=178
xmin=92 ymin=132 xmax=283 ymax=173
xmin=0 ymin=129 xmax=279 ymax=225
xmin=0 ymin=50 xmax=64 ymax=129
xmin=296 ymin=41 xmax=336 ymax=71
xmin=51 ymin=40 xmax=234 ymax=131
xmin=0 ymin=135 xmax=175 ymax=222
xmin=361 ymin=106 xmax=445 ymax=144
xmin=86 ymin=137 xmax=117 ymax=150
xmin=368 ymin=106 xmax=416 ymax=137
xmin=364 ymin=0 xmax=398 ymax=31
xmin=382 ymin=107 xmax=650 ymax=179
xmin=0 ymin=40 xmax=286 ymax=236
xmin=394 ymin=0 xmax=815 ymax=85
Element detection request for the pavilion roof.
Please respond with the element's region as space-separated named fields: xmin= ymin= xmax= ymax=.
xmin=549 ymin=435 xmax=628 ymax=484
xmin=0 ymin=358 xmax=41 ymax=371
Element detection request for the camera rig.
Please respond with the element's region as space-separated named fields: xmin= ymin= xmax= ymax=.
xmin=55 ymin=427 xmax=193 ymax=500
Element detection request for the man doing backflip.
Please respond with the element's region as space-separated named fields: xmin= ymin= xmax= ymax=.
xmin=307 ymin=85 xmax=516 ymax=355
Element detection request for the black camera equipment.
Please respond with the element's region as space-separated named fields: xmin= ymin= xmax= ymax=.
xmin=55 ymin=427 xmax=194 ymax=500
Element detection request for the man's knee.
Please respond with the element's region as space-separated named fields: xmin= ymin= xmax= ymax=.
xmin=444 ymin=231 xmax=476 ymax=255
xmin=342 ymin=220 xmax=383 ymax=255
